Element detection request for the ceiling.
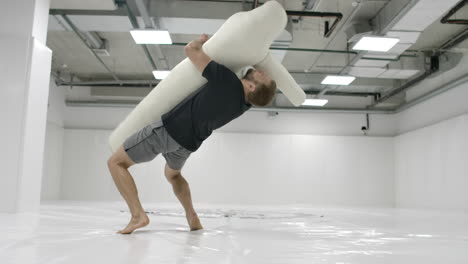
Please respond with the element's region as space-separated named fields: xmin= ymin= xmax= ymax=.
xmin=47 ymin=0 xmax=468 ymax=112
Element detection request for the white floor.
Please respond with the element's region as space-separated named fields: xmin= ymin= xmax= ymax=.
xmin=2 ymin=201 xmax=468 ymax=264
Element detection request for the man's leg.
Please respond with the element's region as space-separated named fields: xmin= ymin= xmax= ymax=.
xmin=107 ymin=146 xmax=149 ymax=234
xmin=164 ymin=164 xmax=203 ymax=231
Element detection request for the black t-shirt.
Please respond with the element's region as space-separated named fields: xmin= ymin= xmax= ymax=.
xmin=162 ymin=61 xmax=251 ymax=151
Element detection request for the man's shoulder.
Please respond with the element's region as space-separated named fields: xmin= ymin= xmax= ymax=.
xmin=210 ymin=61 xmax=236 ymax=74
xmin=204 ymin=60 xmax=240 ymax=83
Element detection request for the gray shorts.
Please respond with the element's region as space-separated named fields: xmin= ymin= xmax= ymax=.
xmin=123 ymin=121 xmax=192 ymax=170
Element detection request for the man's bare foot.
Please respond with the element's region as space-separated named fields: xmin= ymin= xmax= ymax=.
xmin=118 ymin=214 xmax=150 ymax=234
xmin=187 ymin=213 xmax=203 ymax=231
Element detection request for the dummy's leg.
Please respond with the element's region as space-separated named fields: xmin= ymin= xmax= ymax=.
xmin=164 ymin=164 xmax=203 ymax=231
xmin=107 ymin=146 xmax=149 ymax=234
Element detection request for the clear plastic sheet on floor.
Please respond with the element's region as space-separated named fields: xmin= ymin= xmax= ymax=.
xmin=1 ymin=201 xmax=468 ymax=264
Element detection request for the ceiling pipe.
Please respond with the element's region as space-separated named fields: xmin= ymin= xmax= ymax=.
xmin=394 ymin=72 xmax=468 ymax=113
xmin=122 ymin=1 xmax=158 ymax=70
xmin=64 ymin=69 xmax=468 ymax=115
xmin=56 ymin=80 xmax=160 ymax=87
xmin=133 ymin=0 xmax=170 ymax=70
xmin=253 ymin=0 xmax=343 ymax=38
xmin=368 ymin=68 xmax=437 ymax=108
xmin=170 ymin=42 xmax=416 ymax=60
xmin=61 ymin=15 xmax=121 ymax=83
xmin=436 ymin=27 xmax=468 ymax=55
xmin=64 ymin=67 xmax=468 ymax=115
xmin=61 ymin=66 xmax=468 ymax=115
xmin=306 ymin=90 xmax=378 ymax=97
xmin=133 ymin=0 xmax=154 ymax=28
xmin=55 ymin=80 xmax=378 ymax=98
xmin=65 ymin=100 xmax=393 ymax=114
xmin=61 ymin=67 xmax=468 ymax=116
xmin=441 ymin=0 xmax=468 ymax=25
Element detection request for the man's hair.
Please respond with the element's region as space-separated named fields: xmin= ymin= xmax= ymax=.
xmin=243 ymin=68 xmax=277 ymax=106
xmin=247 ymin=80 xmax=277 ymax=106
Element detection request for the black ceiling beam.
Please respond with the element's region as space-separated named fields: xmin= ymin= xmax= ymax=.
xmin=441 ymin=0 xmax=468 ymax=25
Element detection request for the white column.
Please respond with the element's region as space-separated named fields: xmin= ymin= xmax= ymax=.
xmin=0 ymin=0 xmax=52 ymax=213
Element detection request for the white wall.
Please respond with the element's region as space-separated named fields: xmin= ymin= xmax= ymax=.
xmin=16 ymin=39 xmax=52 ymax=212
xmin=1 ymin=0 xmax=52 ymax=213
xmin=393 ymin=73 xmax=468 ymax=211
xmin=41 ymin=80 xmax=66 ymax=200
xmin=60 ymin=128 xmax=395 ymax=207
xmin=45 ymin=56 xmax=468 ymax=210
xmin=393 ymin=67 xmax=468 ymax=211
xmin=42 ymin=122 xmax=64 ymax=200
xmin=59 ymin=99 xmax=397 ymax=207
xmin=42 ymin=80 xmax=398 ymax=206
xmin=395 ymin=112 xmax=468 ymax=211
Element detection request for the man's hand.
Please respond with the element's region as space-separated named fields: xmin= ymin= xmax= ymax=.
xmin=185 ymin=34 xmax=212 ymax=73
xmin=199 ymin=34 xmax=209 ymax=43
xmin=186 ymin=34 xmax=210 ymax=50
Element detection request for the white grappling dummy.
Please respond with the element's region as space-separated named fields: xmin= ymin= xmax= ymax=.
xmin=109 ymin=1 xmax=305 ymax=151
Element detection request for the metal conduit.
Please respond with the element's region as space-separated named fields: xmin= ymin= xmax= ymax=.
xmin=394 ymin=73 xmax=468 ymax=113
xmin=61 ymin=15 xmax=121 ymax=83
xmin=441 ymin=0 xmax=468 ymax=25
xmin=61 ymin=70 xmax=468 ymax=115
xmin=123 ymin=1 xmax=158 ymax=70
xmin=56 ymin=80 xmax=160 ymax=87
xmin=134 ymin=0 xmax=154 ymax=28
xmin=133 ymin=0 xmax=170 ymax=70
xmin=368 ymin=70 xmax=436 ymax=108
xmin=64 ymin=100 xmax=393 ymax=114
xmin=56 ymin=80 xmax=378 ymax=98
xmin=170 ymin=42 xmax=417 ymax=60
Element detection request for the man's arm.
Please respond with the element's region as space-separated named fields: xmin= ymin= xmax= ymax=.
xmin=184 ymin=34 xmax=212 ymax=73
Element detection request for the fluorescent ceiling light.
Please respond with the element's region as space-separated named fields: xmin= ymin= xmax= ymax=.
xmin=352 ymin=36 xmax=400 ymax=52
xmin=153 ymin=70 xmax=171 ymax=80
xmin=130 ymin=30 xmax=172 ymax=44
xmin=321 ymin=75 xmax=356 ymax=85
xmin=302 ymin=99 xmax=328 ymax=106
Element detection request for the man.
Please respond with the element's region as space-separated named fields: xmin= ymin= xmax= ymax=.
xmin=107 ymin=34 xmax=277 ymax=234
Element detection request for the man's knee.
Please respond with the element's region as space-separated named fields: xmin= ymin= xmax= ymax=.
xmin=107 ymin=155 xmax=120 ymax=168
xmin=107 ymin=146 xmax=134 ymax=169
xmin=164 ymin=164 xmax=181 ymax=183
